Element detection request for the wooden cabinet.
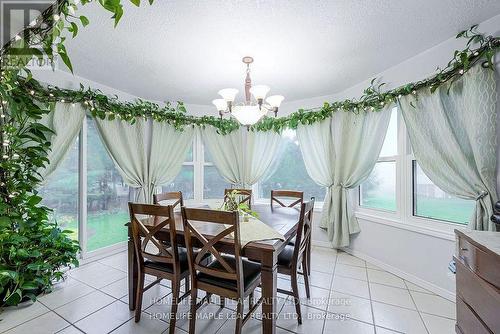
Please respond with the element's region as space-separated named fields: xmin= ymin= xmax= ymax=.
xmin=454 ymin=230 xmax=500 ymax=334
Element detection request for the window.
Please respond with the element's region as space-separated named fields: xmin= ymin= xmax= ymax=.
xmin=86 ymin=117 xmax=130 ymax=252
xmin=259 ymin=129 xmax=325 ymax=200
xmin=356 ymin=106 xmax=476 ymax=230
xmin=39 ymin=137 xmax=79 ymax=242
xmin=161 ymin=144 xmax=194 ymax=199
xmin=360 ymin=107 xmax=398 ymax=211
xmin=203 ymin=145 xmax=231 ymax=199
xmin=413 ymin=162 xmax=474 ymax=224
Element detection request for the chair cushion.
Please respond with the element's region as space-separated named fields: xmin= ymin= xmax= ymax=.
xmin=144 ymin=247 xmax=209 ymax=274
xmin=197 ymin=255 xmax=261 ymax=291
xmin=277 ymin=245 xmax=295 ymax=268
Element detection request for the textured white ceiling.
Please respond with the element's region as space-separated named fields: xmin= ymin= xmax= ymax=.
xmin=61 ymin=0 xmax=500 ymax=104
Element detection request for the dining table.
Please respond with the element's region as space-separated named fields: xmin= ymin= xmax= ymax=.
xmin=127 ymin=203 xmax=301 ymax=334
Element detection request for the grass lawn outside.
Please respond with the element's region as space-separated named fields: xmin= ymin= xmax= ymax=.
xmin=58 ymin=211 xmax=129 ymax=252
xmin=361 ymin=196 xmax=473 ymax=225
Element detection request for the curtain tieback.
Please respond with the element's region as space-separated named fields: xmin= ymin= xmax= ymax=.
xmin=332 ymin=183 xmax=347 ymax=189
xmin=475 ymin=191 xmax=488 ymax=201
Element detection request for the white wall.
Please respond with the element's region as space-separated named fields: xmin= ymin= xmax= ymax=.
xmin=33 ymin=69 xmax=214 ymax=116
xmin=306 ymin=14 xmax=500 ymax=300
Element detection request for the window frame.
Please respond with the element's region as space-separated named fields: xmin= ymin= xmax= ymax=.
xmin=357 ymin=107 xmax=401 ymax=219
xmin=355 ymin=107 xmax=467 ymax=239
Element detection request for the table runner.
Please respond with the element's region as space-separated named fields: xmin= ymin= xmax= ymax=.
xmin=233 ymin=215 xmax=285 ymax=247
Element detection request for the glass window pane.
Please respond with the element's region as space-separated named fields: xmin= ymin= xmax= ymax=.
xmin=161 ymin=165 xmax=194 ymax=199
xmin=379 ymin=107 xmax=397 ymax=157
xmin=259 ymin=129 xmax=325 ymax=200
xmin=360 ymin=161 xmax=396 ymax=211
xmin=39 ymin=137 xmax=79 ymax=242
xmin=204 ymin=165 xmax=231 ymax=199
xmin=413 ymin=162 xmax=474 ymax=224
xmin=87 ymin=118 xmax=129 ymax=252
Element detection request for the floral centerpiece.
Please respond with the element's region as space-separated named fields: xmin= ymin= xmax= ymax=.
xmin=219 ymin=190 xmax=259 ymax=221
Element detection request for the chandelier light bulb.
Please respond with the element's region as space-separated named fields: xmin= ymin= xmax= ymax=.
xmin=266 ymin=95 xmax=285 ymax=108
xmin=212 ymin=99 xmax=227 ymax=112
xmin=249 ymin=85 xmax=270 ymax=100
xmin=218 ymin=88 xmax=238 ymax=103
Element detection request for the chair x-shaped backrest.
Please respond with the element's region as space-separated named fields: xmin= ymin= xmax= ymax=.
xmin=129 ymin=203 xmax=178 ymax=268
xmin=224 ymin=188 xmax=252 ymax=209
xmin=181 ymin=208 xmax=244 ymax=289
xmin=153 ymin=191 xmax=184 ymax=210
xmin=271 ymin=190 xmax=304 ymax=209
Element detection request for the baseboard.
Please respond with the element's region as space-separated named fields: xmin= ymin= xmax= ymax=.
xmin=312 ymin=240 xmax=332 ymax=248
xmin=343 ymin=248 xmax=456 ymax=302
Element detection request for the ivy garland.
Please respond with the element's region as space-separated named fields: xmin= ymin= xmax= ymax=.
xmin=11 ymin=25 xmax=500 ymax=136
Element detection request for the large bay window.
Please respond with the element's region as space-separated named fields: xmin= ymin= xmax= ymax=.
xmin=39 ymin=108 xmax=478 ymax=259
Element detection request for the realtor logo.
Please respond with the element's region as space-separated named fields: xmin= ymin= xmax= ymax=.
xmin=0 ymin=0 xmax=55 ymax=69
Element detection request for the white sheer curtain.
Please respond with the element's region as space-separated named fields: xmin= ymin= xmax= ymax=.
xmin=95 ymin=118 xmax=149 ymax=202
xmin=95 ymin=118 xmax=193 ymax=203
xmin=39 ymin=102 xmax=85 ymax=181
xmin=149 ymin=122 xmax=194 ymax=191
xmin=245 ymin=130 xmax=282 ymax=185
xmin=297 ymin=108 xmax=391 ymax=248
xmin=202 ymin=126 xmax=281 ymax=187
xmin=400 ymin=65 xmax=498 ymax=231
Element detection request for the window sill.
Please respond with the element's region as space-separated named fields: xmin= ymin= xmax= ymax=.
xmin=354 ymin=210 xmax=465 ymax=241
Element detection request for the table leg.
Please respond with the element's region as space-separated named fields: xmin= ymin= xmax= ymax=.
xmin=261 ymin=253 xmax=278 ymax=334
xmin=128 ymin=235 xmax=137 ymax=311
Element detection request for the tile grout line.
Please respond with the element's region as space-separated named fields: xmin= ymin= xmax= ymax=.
xmin=0 ymin=308 xmax=53 ymax=333
xmin=360 ymin=252 xmax=377 ymax=333
xmin=321 ymin=250 xmax=339 ymax=334
xmin=404 ymin=280 xmax=430 ymax=334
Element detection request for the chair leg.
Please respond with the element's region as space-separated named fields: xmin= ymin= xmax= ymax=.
xmin=307 ymin=239 xmax=312 ymax=275
xmin=168 ymin=280 xmax=181 ymax=334
xmin=302 ymin=258 xmax=311 ymax=299
xmin=291 ymin=271 xmax=302 ymax=325
xmin=134 ymin=271 xmax=145 ymax=322
xmin=234 ymin=298 xmax=244 ymax=334
xmin=249 ymin=292 xmax=254 ymax=309
xmin=188 ymin=287 xmax=198 ymax=334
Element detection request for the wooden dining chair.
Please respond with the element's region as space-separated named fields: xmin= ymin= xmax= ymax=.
xmin=271 ymin=190 xmax=312 ymax=275
xmin=270 ymin=190 xmax=304 ymax=209
xmin=181 ymin=207 xmax=262 ymax=334
xmin=128 ymin=203 xmax=191 ymax=334
xmin=224 ymin=188 xmax=252 ymax=209
xmin=276 ymin=198 xmax=315 ymax=324
xmin=153 ymin=191 xmax=184 ymax=210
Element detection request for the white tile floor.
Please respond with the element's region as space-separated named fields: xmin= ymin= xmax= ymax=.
xmin=0 ymin=247 xmax=456 ymax=334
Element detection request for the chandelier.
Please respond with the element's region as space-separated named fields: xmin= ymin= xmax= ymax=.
xmin=212 ymin=56 xmax=284 ymax=126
